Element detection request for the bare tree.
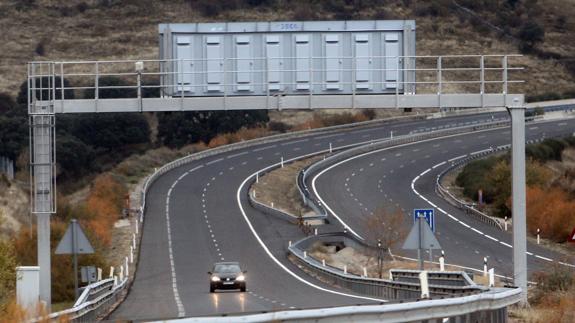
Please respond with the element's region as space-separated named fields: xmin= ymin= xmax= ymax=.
xmin=363 ymin=206 xmax=408 ymax=278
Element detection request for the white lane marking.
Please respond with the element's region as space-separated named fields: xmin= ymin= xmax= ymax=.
xmin=257 ymin=156 xmax=263 ymax=160
xmin=228 ymin=151 xmax=248 ymax=158
xmin=206 ymin=158 xmax=223 ymax=165
xmin=413 ymin=152 xmax=575 ymax=268
xmin=314 ymin=133 xmax=343 ymax=140
xmin=529 ymin=126 xmax=539 ymax=130
xmin=471 ymin=228 xmax=484 ymax=235
xmin=558 ymin=122 xmax=567 ymax=126
xmin=448 ymin=154 xmax=466 ymax=162
xmin=432 ymin=161 xmax=446 ymax=169
xmin=471 ymin=148 xmax=492 ymax=155
xmin=165 ymin=165 xmax=203 ymax=317
xmin=253 ymin=145 xmax=277 ymax=152
xmin=535 ymin=255 xmax=553 ymax=262
xmin=237 ymin=162 xmax=385 ymax=302
xmin=281 ymin=139 xmax=308 ymax=146
xmin=484 ymin=234 xmax=499 ymax=242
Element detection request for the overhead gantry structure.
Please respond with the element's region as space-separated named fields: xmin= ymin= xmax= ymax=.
xmin=27 ymin=19 xmax=527 ymax=311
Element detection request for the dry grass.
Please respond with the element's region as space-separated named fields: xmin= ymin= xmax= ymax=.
xmin=1 ymin=1 xmax=574 ymax=97
xmin=251 ymin=156 xmax=321 ymax=217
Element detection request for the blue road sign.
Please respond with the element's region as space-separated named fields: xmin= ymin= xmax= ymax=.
xmin=413 ymin=208 xmax=435 ymax=232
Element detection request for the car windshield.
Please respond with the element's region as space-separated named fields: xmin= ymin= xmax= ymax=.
xmin=214 ymin=264 xmax=241 ymax=274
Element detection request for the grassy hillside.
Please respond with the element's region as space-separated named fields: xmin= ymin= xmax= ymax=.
xmin=1 ymin=0 xmax=575 ymax=98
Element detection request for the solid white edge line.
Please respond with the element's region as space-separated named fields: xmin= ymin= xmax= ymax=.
xmin=236 ymin=159 xmax=386 ymax=303
xmin=414 ymin=155 xmax=575 ymax=268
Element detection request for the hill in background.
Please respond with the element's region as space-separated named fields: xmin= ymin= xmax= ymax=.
xmin=1 ymin=0 xmax=575 ymax=100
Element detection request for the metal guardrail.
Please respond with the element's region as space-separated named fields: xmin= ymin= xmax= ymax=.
xmin=288 ymin=233 xmax=485 ymax=300
xmin=33 ymin=278 xmax=127 ymax=323
xmin=434 ymin=131 xmax=572 ymax=231
xmin=50 ymin=110 xmax=534 ymax=322
xmin=139 ymin=114 xmax=430 ymax=219
xmin=297 ymin=120 xmax=514 ymax=232
xmin=156 ymin=287 xmax=520 ymax=323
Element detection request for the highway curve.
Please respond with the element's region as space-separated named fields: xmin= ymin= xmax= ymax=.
xmin=110 ymin=111 xmax=572 ymax=321
xmin=312 ymin=118 xmax=575 ymax=280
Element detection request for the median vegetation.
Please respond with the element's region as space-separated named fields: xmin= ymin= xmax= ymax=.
xmin=455 ymin=136 xmax=575 ymax=242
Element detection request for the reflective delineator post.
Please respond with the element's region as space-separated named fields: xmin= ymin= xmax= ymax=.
xmin=483 ymin=257 xmax=488 ymax=277
xmin=537 ymin=228 xmax=540 ymax=245
xmin=489 ymin=268 xmax=495 ymax=287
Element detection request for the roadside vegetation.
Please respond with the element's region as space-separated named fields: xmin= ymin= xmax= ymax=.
xmin=0 ymin=78 xmax=378 ymax=314
xmin=455 ymin=137 xmax=575 ymax=242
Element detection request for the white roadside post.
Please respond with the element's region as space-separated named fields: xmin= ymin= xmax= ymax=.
xmin=419 ymin=271 xmax=430 ymax=299
xmin=97 ymin=268 xmax=102 ymax=281
xmin=109 ymin=266 xmax=114 ymax=278
xmin=537 ymin=228 xmax=540 ymax=244
xmin=363 ymin=267 xmax=367 ymax=277
xmin=488 ymin=268 xmax=495 ymax=287
xmin=281 ymin=156 xmax=284 ymax=168
xmin=483 ymin=257 xmax=488 ymax=277
xmin=125 ymin=257 xmax=129 ymax=277
xmin=504 ymin=216 xmax=508 ymax=231
xmin=322 ymin=259 xmax=326 ymax=266
xmin=439 ymin=250 xmax=445 ymax=272
xmin=343 ymin=265 xmax=347 ymax=274
xmin=329 ymin=142 xmax=332 ymax=153
xmin=130 ymin=246 xmax=134 ymax=264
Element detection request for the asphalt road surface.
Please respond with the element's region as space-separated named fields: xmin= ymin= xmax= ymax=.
xmin=312 ymin=118 xmax=575 ymax=279
xmin=110 ymin=111 xmax=575 ymax=321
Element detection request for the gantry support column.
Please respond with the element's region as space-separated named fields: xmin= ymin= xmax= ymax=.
xmin=30 ymin=113 xmax=56 ymax=311
xmin=507 ymin=102 xmax=528 ymax=306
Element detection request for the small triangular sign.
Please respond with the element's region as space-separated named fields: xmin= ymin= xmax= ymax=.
xmin=570 ymin=227 xmax=575 ymax=243
xmin=402 ymin=218 xmax=442 ymax=250
xmin=55 ymin=220 xmax=95 ymax=254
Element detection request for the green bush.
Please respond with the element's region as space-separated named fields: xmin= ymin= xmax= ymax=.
xmin=455 ymin=156 xmax=500 ymax=202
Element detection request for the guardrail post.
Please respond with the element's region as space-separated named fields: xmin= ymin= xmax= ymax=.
xmin=125 ymin=257 xmax=129 ymax=277
xmin=303 ymin=251 xmax=307 ymax=258
xmin=419 ymin=271 xmax=430 ymax=299
xmin=489 ymin=268 xmax=495 ymax=287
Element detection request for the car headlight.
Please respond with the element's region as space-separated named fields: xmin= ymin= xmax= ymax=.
xmin=236 ymin=275 xmax=245 ymax=282
xmin=211 ymin=276 xmax=221 ymax=282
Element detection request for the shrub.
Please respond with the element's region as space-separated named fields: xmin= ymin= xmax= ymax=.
xmin=526 ymin=187 xmax=575 ymax=242
xmin=518 ymin=21 xmax=545 ymax=48
xmin=0 ymin=239 xmax=17 ymax=314
xmin=268 ymin=121 xmax=292 ymax=133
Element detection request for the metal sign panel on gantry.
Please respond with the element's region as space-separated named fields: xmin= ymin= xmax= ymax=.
xmin=158 ymin=20 xmax=416 ymax=97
